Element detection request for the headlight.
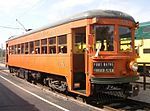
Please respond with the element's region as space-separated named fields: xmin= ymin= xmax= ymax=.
xmin=129 ymin=61 xmax=138 ymax=72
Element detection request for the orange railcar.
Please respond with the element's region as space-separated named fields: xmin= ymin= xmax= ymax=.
xmin=6 ymin=10 xmax=139 ymax=98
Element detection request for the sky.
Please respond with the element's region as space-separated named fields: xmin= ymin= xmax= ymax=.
xmin=0 ymin=0 xmax=150 ymax=48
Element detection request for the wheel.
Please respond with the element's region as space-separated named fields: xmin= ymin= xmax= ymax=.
xmin=9 ymin=67 xmax=13 ymax=73
xmin=25 ymin=71 xmax=30 ymax=82
xmin=9 ymin=67 xmax=12 ymax=73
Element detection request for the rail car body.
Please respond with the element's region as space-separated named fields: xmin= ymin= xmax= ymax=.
xmin=6 ymin=10 xmax=139 ymax=97
xmin=135 ymin=21 xmax=150 ymax=74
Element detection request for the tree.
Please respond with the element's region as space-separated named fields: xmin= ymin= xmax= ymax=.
xmin=0 ymin=47 xmax=5 ymax=63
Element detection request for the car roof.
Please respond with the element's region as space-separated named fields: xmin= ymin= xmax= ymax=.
xmin=7 ymin=9 xmax=135 ymax=41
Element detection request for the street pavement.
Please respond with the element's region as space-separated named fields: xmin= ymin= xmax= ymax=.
xmin=131 ymin=87 xmax=150 ymax=104
xmin=0 ymin=81 xmax=39 ymax=111
xmin=0 ymin=63 xmax=8 ymax=70
xmin=0 ymin=69 xmax=103 ymax=111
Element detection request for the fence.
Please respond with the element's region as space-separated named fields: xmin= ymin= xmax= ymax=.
xmin=138 ymin=62 xmax=150 ymax=90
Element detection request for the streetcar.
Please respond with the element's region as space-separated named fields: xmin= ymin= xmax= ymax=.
xmin=6 ymin=10 xmax=139 ymax=99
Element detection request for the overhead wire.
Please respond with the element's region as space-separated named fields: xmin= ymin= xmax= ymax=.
xmin=0 ymin=0 xmax=45 ymax=31
xmin=14 ymin=0 xmax=47 ymax=31
xmin=0 ymin=25 xmax=23 ymax=30
xmin=16 ymin=0 xmax=46 ymax=19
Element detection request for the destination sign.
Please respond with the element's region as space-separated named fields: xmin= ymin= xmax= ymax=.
xmin=93 ymin=62 xmax=114 ymax=73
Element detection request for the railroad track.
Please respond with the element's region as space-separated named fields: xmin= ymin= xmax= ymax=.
xmin=103 ymin=99 xmax=150 ymax=111
xmin=1 ymin=69 xmax=150 ymax=111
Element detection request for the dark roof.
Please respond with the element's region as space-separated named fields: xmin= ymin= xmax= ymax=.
xmin=8 ymin=9 xmax=135 ymax=41
xmin=139 ymin=21 xmax=150 ymax=27
xmin=135 ymin=21 xmax=150 ymax=39
xmin=70 ymin=10 xmax=135 ymax=22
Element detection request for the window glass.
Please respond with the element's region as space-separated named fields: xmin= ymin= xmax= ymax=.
xmin=41 ymin=39 xmax=47 ymax=54
xmin=58 ymin=35 xmax=67 ymax=44
xmin=17 ymin=44 xmax=21 ymax=54
xmin=35 ymin=40 xmax=40 ymax=54
xmin=143 ymin=26 xmax=150 ymax=33
xmin=35 ymin=40 xmax=40 ymax=46
xmin=58 ymin=35 xmax=67 ymax=53
xmin=29 ymin=41 xmax=34 ymax=54
xmin=95 ymin=25 xmax=114 ymax=51
xmin=74 ymin=33 xmax=86 ymax=53
xmin=49 ymin=37 xmax=56 ymax=44
xmin=9 ymin=46 xmax=12 ymax=55
xmin=12 ymin=45 xmax=15 ymax=54
xmin=49 ymin=46 xmax=56 ymax=54
xmin=41 ymin=46 xmax=47 ymax=54
xmin=14 ymin=45 xmax=17 ymax=54
xmin=41 ymin=39 xmax=47 ymax=45
xmin=119 ymin=26 xmax=132 ymax=51
xmin=25 ymin=42 xmax=29 ymax=54
xmin=48 ymin=37 xmax=56 ymax=54
xmin=143 ymin=48 xmax=150 ymax=53
xmin=21 ymin=43 xmax=24 ymax=54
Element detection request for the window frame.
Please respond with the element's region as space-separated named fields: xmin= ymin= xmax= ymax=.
xmin=58 ymin=35 xmax=67 ymax=54
xmin=118 ymin=25 xmax=133 ymax=52
xmin=48 ymin=37 xmax=56 ymax=54
xmin=94 ymin=25 xmax=115 ymax=52
xmin=25 ymin=42 xmax=29 ymax=54
xmin=35 ymin=40 xmax=40 ymax=54
xmin=143 ymin=48 xmax=150 ymax=54
xmin=21 ymin=43 xmax=24 ymax=54
xmin=41 ymin=38 xmax=47 ymax=54
xmin=143 ymin=26 xmax=150 ymax=33
xmin=17 ymin=44 xmax=21 ymax=54
xmin=29 ymin=41 xmax=34 ymax=54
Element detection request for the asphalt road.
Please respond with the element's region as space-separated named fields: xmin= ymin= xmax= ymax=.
xmin=0 ymin=69 xmax=103 ymax=111
xmin=0 ymin=65 xmax=8 ymax=70
xmin=0 ymin=81 xmax=39 ymax=111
